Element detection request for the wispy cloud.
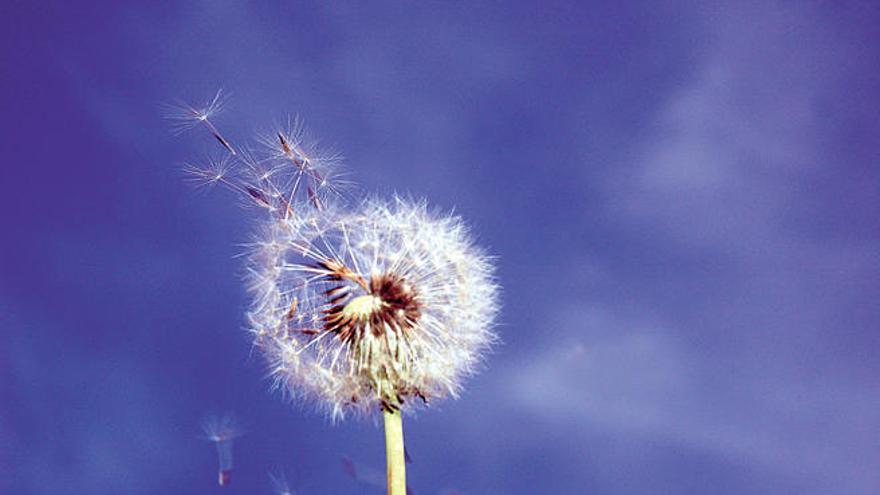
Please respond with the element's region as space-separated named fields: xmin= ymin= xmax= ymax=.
xmin=491 ymin=3 xmax=880 ymax=493
xmin=504 ymin=305 xmax=880 ymax=493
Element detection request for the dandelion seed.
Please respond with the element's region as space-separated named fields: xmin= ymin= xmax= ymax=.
xmin=201 ymin=413 xmax=243 ymax=486
xmin=269 ymin=470 xmax=296 ymax=495
xmin=307 ymin=184 xmax=323 ymax=210
xmin=183 ymin=155 xmax=235 ymax=190
xmin=259 ymin=117 xmax=351 ymax=206
xmin=165 ymin=89 xmax=236 ymax=155
xmin=246 ymin=185 xmax=273 ymax=209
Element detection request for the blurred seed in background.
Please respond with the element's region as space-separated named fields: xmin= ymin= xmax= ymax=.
xmin=201 ymin=412 xmax=243 ymax=486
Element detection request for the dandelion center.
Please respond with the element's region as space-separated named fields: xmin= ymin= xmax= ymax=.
xmin=323 ymin=271 xmax=422 ymax=343
xmin=368 ymin=272 xmax=421 ymax=328
xmin=341 ymin=294 xmax=384 ymax=320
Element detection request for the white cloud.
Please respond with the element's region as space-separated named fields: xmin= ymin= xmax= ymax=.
xmin=604 ymin=4 xmax=841 ymax=253
xmin=526 ymin=6 xmax=880 ymax=491
xmin=503 ymin=305 xmax=880 ymax=492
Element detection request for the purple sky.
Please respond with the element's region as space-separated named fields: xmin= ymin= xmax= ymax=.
xmin=2 ymin=1 xmax=879 ymax=494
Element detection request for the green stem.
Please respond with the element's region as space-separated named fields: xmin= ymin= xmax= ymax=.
xmin=383 ymin=408 xmax=406 ymax=495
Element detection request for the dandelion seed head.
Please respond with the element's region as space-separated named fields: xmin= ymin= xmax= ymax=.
xmin=173 ymin=94 xmax=499 ymax=420
xmin=249 ymin=197 xmax=499 ymax=419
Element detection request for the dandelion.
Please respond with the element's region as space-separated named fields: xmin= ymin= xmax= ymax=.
xmin=174 ymin=93 xmax=499 ymax=495
xmin=253 ymin=198 xmax=498 ymax=415
xmin=246 ymin=197 xmax=497 ymax=494
xmin=201 ymin=413 xmax=243 ymax=486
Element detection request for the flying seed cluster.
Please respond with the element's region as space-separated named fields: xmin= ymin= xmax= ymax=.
xmin=171 ymin=92 xmax=498 ymax=419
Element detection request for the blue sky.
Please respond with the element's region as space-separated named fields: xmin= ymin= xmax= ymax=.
xmin=2 ymin=1 xmax=879 ymax=494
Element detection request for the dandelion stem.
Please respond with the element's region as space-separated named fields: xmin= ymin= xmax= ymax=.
xmin=383 ymin=408 xmax=406 ymax=495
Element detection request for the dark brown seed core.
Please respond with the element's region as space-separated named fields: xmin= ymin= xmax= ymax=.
xmin=322 ymin=272 xmax=421 ymax=343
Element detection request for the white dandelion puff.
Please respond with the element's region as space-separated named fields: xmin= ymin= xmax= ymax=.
xmin=250 ymin=196 xmax=499 ymax=418
xmin=173 ymin=104 xmax=498 ymax=417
